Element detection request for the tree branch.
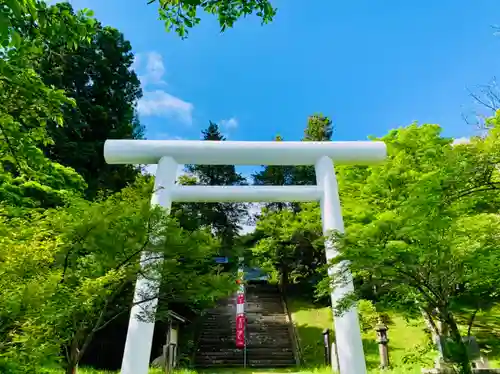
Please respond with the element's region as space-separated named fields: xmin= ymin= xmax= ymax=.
xmin=114 ymin=238 xmax=150 ymax=271
xmin=467 ymin=309 xmax=478 ymax=337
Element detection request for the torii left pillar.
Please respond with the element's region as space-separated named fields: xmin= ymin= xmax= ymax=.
xmin=120 ymin=156 xmax=177 ymax=374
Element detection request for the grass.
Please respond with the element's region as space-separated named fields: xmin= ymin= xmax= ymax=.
xmin=287 ymin=297 xmax=500 ymax=373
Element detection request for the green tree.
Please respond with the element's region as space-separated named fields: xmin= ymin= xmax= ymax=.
xmin=320 ymin=123 xmax=500 ymax=374
xmin=292 ymin=114 xmax=333 ymax=186
xmin=0 ymin=1 xmax=94 ymax=213
xmin=0 ymin=181 xmax=235 ymax=373
xmin=253 ymin=203 xmax=324 ymax=293
xmin=303 ymin=114 xmax=334 ymax=142
xmin=251 ymin=115 xmax=334 ymax=292
xmin=17 ymin=2 xmax=144 ymax=198
xmin=252 ymin=134 xmax=294 ymax=211
xmin=149 ymin=0 xmax=276 ymax=38
xmin=185 ymin=121 xmax=247 ymax=255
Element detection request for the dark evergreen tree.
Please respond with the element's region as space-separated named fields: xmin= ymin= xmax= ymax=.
xmin=252 ymin=134 xmax=294 ymax=211
xmin=292 ymin=114 xmax=333 ymax=186
xmin=185 ymin=122 xmax=247 ymax=255
xmin=250 ymin=115 xmax=333 ymax=293
xmin=19 ymin=2 xmax=144 ymax=198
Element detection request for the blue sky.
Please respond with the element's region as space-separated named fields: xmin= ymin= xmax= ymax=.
xmin=52 ymin=0 xmax=500 ymax=232
xmin=59 ymin=0 xmax=500 ymax=159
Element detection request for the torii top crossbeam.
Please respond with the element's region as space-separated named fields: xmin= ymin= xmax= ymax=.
xmin=104 ymin=140 xmax=386 ymax=166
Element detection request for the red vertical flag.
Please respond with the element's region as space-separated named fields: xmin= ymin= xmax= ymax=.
xmin=236 ymin=314 xmax=245 ymax=348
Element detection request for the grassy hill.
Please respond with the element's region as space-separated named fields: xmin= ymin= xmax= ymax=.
xmin=287 ymin=298 xmax=500 ymax=373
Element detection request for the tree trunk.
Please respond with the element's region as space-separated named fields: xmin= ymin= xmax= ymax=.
xmin=65 ymin=357 xmax=78 ymax=374
xmin=420 ymin=307 xmax=439 ymax=343
xmin=445 ymin=312 xmax=472 ymax=374
xmin=65 ymin=337 xmax=83 ymax=374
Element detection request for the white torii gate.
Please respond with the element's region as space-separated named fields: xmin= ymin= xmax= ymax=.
xmin=104 ymin=139 xmax=386 ymax=374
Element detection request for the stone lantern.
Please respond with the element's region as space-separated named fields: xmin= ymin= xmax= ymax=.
xmin=375 ymin=319 xmax=389 ymax=369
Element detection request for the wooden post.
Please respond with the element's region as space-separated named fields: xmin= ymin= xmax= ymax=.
xmin=323 ymin=329 xmax=331 ymax=366
xmin=162 ymin=343 xmax=168 ymax=374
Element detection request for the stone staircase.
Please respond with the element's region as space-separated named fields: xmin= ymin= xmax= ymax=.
xmin=194 ymin=282 xmax=298 ymax=368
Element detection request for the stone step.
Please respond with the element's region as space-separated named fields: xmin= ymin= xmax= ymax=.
xmin=200 ymin=321 xmax=290 ymax=328
xmin=246 ymin=286 xmax=280 ymax=291
xmin=200 ymin=327 xmax=290 ymax=336
xmin=202 ymin=320 xmax=285 ymax=326
xmin=196 ymin=351 xmax=294 ymax=359
xmin=200 ymin=331 xmax=290 ymax=338
xmin=200 ymin=324 xmax=288 ymax=330
xmin=244 ymin=296 xmax=283 ymax=300
xmin=196 ymin=347 xmax=294 ymax=354
xmin=199 ymin=328 xmax=291 ymax=335
xmin=205 ymin=311 xmax=286 ymax=317
xmin=245 ymin=307 xmax=285 ymax=312
xmin=195 ymin=356 xmax=295 ymax=364
xmin=199 ymin=333 xmax=291 ymax=341
xmin=205 ymin=305 xmax=285 ymax=313
xmin=197 ymin=344 xmax=294 ymax=350
xmin=195 ymin=283 xmax=296 ymax=369
xmin=201 ymin=320 xmax=288 ymax=328
xmin=197 ymin=341 xmax=293 ymax=349
xmin=204 ymin=314 xmax=286 ymax=321
xmin=245 ymin=293 xmax=282 ymax=297
xmin=194 ymin=359 xmax=296 ymax=367
xmin=201 ymin=321 xmax=288 ymax=328
xmin=198 ymin=337 xmax=292 ymax=345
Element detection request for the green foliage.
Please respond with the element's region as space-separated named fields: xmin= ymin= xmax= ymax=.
xmin=0 ymin=1 xmax=94 ymax=47
xmin=293 ymin=114 xmax=333 ymax=186
xmin=316 ymin=122 xmax=500 ymax=373
xmin=251 ymin=117 xmax=500 ymax=373
xmin=151 ymin=0 xmax=276 ymax=38
xmin=303 ymin=114 xmax=333 ymax=142
xmin=0 ymin=0 xmax=96 ymax=212
xmin=19 ymin=2 xmax=144 ymax=198
xmin=252 ymin=134 xmax=294 ymax=211
xmin=357 ymin=299 xmax=381 ymax=332
xmin=0 ymin=181 xmax=236 ymax=373
xmin=251 ymin=115 xmax=334 ymax=290
xmin=253 ymin=203 xmax=324 ymax=290
xmin=184 ymin=121 xmax=247 ymax=254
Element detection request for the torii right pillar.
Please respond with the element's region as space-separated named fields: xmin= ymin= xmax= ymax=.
xmin=315 ymin=156 xmax=367 ymax=374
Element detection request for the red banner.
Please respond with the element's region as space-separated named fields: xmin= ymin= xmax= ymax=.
xmin=235 ymin=314 xmax=245 ymax=348
xmin=237 ymin=293 xmax=245 ymax=304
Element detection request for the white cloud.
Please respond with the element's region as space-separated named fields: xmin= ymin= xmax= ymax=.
xmin=138 ymin=52 xmax=166 ymax=86
xmin=133 ymin=51 xmax=193 ymax=123
xmin=452 ymin=137 xmax=470 ymax=145
xmin=220 ymin=117 xmax=239 ymax=130
xmin=137 ymin=90 xmax=193 ymax=125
